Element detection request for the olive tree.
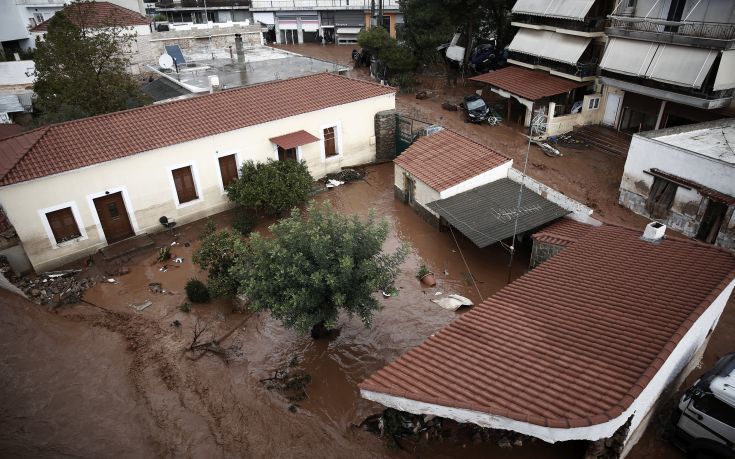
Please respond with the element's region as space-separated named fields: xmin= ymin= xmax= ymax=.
xmin=232 ymin=201 xmax=409 ymax=338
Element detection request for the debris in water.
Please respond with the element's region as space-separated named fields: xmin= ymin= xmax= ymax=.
xmin=431 ymin=294 xmax=473 ymax=311
xmin=174 ymin=257 xmax=184 ymax=263
xmin=107 ymin=278 xmax=116 ymax=283
xmin=131 ymin=300 xmax=153 ymax=312
xmin=326 ymin=179 xmax=344 ymax=188
xmin=159 ymin=266 xmax=167 ymax=272
xmin=261 ymin=357 xmax=312 ymax=402
xmin=149 ymin=282 xmax=164 ymax=294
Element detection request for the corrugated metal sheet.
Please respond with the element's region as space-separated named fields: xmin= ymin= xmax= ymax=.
xmin=0 ymin=95 xmax=23 ymax=114
xmin=426 ymin=178 xmax=569 ymax=248
xmin=334 ymin=10 xmax=364 ymax=26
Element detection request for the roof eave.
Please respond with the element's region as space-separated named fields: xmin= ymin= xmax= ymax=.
xmin=359 ymin=388 xmax=629 ymax=443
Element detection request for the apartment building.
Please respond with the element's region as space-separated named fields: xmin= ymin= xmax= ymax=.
xmin=600 ymin=0 xmax=735 ymax=133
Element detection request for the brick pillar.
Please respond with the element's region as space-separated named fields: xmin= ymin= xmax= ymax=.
xmin=374 ymin=109 xmax=397 ymax=162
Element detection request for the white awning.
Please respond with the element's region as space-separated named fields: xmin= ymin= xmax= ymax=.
xmin=512 ymin=0 xmax=595 ymax=21
xmin=713 ymin=50 xmax=735 ymax=91
xmin=646 ymin=44 xmax=717 ymax=89
xmin=337 ymin=27 xmax=362 ymax=34
xmin=600 ymin=37 xmax=659 ymax=77
xmin=508 ymin=29 xmax=591 ymax=64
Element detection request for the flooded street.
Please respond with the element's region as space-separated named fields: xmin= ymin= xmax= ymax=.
xmin=1 ymin=163 xmax=584 ymax=458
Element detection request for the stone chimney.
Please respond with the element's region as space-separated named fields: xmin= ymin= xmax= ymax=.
xmin=642 ymin=221 xmax=666 ymax=242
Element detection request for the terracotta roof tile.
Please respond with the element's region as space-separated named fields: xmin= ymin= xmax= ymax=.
xmin=469 ymin=66 xmax=588 ymax=101
xmin=30 ymin=2 xmax=150 ymax=32
xmin=531 ymin=217 xmax=595 ymax=247
xmin=360 ymin=225 xmax=735 ymax=429
xmin=0 ymin=73 xmax=395 ymax=186
xmin=270 ymin=130 xmax=320 ymax=149
xmin=394 ymin=129 xmax=511 ymax=192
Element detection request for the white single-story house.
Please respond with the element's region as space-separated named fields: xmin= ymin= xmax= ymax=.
xmin=0 ymin=72 xmax=396 ymax=272
xmin=618 ymin=118 xmax=735 ymax=249
xmin=361 ymin=222 xmax=735 ymax=457
xmin=393 ymin=128 xmax=595 ymax=248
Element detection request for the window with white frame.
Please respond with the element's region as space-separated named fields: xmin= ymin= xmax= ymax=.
xmin=171 ymin=165 xmax=199 ymax=204
xmin=323 ymin=126 xmax=338 ymax=157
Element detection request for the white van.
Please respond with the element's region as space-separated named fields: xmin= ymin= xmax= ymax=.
xmin=673 ymin=352 xmax=735 ymax=459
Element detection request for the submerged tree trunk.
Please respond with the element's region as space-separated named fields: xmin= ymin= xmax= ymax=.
xmin=310 ymin=321 xmax=330 ymax=339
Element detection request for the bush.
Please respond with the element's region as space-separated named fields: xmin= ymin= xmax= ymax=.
xmin=185 ymin=278 xmax=210 ymax=303
xmin=193 ymin=230 xmax=247 ymax=298
xmin=200 ymin=217 xmax=216 ymax=240
xmin=226 ymin=159 xmax=313 ymax=216
xmin=179 ymin=302 xmax=191 ymax=313
xmin=232 ymin=209 xmax=257 ymax=236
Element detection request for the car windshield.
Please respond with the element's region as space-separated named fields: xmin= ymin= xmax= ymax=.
xmin=466 ymin=99 xmax=486 ymax=110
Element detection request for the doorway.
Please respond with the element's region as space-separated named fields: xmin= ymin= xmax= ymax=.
xmin=93 ymin=192 xmax=135 ymax=244
xmin=602 ymin=93 xmax=621 ymax=127
xmin=696 ymin=200 xmax=728 ymax=244
xmin=404 ymin=174 xmax=415 ymax=205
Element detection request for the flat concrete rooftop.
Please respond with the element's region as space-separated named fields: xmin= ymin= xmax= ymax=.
xmin=147 ymin=46 xmax=349 ymax=95
xmin=642 ymin=118 xmax=735 ymax=165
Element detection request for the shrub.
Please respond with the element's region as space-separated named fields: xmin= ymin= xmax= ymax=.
xmin=185 ymin=278 xmax=210 ymax=303
xmin=179 ymin=302 xmax=191 ymax=313
xmin=193 ymin=230 xmax=247 ymax=298
xmin=157 ymin=246 xmax=171 ymax=263
xmin=200 ymin=217 xmax=216 ymax=240
xmin=227 ymin=159 xmax=313 ymax=216
xmin=232 ymin=209 xmax=257 ymax=236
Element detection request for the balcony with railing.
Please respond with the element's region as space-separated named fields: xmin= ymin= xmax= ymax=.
xmin=512 ymin=14 xmax=607 ymax=34
xmin=607 ymin=16 xmax=735 ymax=47
xmin=250 ymin=0 xmax=399 ymax=10
xmin=155 ymin=0 xmax=250 ymax=8
xmin=508 ymin=51 xmax=598 ymax=81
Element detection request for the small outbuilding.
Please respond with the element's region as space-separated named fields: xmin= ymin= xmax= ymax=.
xmin=618 ymin=118 xmax=735 ymax=249
xmin=393 ymin=128 xmax=513 ymax=223
xmin=361 ymin=222 xmax=735 ymax=457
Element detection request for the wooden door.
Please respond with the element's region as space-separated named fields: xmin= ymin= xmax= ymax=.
xmin=94 ymin=192 xmax=134 ymax=244
xmin=218 ymin=154 xmax=239 ymax=188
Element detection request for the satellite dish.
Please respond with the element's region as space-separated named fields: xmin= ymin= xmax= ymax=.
xmin=159 ymin=53 xmax=174 ymax=69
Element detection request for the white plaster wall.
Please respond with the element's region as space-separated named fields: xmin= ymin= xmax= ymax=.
xmin=439 ymin=161 xmax=512 ymax=199
xmin=0 ymin=93 xmax=395 ymax=272
xmin=621 ymin=135 xmax=735 ymax=199
xmin=507 ymin=168 xmax=595 ymax=222
xmin=546 ymin=93 xmax=605 ymax=137
xmin=362 ymin=278 xmax=735 ymax=446
xmin=393 ymin=164 xmax=440 ymax=216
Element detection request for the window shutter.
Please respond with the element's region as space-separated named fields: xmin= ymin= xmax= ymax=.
xmin=172 ymin=166 xmax=198 ymax=203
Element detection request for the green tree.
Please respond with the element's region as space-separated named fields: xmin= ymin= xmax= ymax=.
xmin=232 ymin=201 xmax=409 ymax=338
xmin=357 ymin=27 xmax=417 ymax=78
xmin=226 ymin=159 xmax=313 ymax=216
xmin=33 ymin=0 xmax=147 ymax=124
xmin=193 ymin=228 xmax=248 ymax=298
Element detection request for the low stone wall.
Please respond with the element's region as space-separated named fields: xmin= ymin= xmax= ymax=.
xmin=618 ymin=189 xmax=698 ymax=237
xmin=375 ymin=109 xmax=397 ymax=162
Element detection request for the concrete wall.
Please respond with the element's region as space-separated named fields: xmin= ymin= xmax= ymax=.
xmin=507 ymin=168 xmax=597 ymax=223
xmin=618 ymin=134 xmax=735 ymax=246
xmin=546 ymin=93 xmax=605 ymax=137
xmin=393 ymin=164 xmax=441 ymax=217
xmin=0 ymin=93 xmax=395 ymax=272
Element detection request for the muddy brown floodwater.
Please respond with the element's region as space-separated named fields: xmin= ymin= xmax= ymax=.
xmin=1 ymin=163 xmax=585 ymax=458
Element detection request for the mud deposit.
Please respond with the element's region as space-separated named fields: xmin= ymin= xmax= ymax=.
xmin=0 ymin=164 xmax=587 ymax=458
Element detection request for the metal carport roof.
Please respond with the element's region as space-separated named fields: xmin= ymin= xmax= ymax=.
xmin=426 ymin=178 xmax=569 ymax=248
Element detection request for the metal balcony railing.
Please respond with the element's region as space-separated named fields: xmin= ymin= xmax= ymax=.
xmin=608 ymin=16 xmax=735 ymax=41
xmin=508 ymin=51 xmax=598 ymax=79
xmin=156 ymin=0 xmax=249 ymax=7
xmin=513 ymin=14 xmax=607 ymax=33
xmin=250 ymin=0 xmax=399 ymax=9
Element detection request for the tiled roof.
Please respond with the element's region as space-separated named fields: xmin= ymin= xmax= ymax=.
xmin=394 ymin=129 xmax=511 ymax=192
xmin=360 ymin=225 xmax=735 ymax=430
xmin=531 ymin=217 xmax=594 ymax=247
xmin=470 ymin=66 xmax=588 ymax=101
xmin=30 ymin=2 xmax=150 ymax=32
xmin=270 ymin=130 xmax=320 ymax=149
xmin=0 ymin=73 xmax=395 ymax=186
